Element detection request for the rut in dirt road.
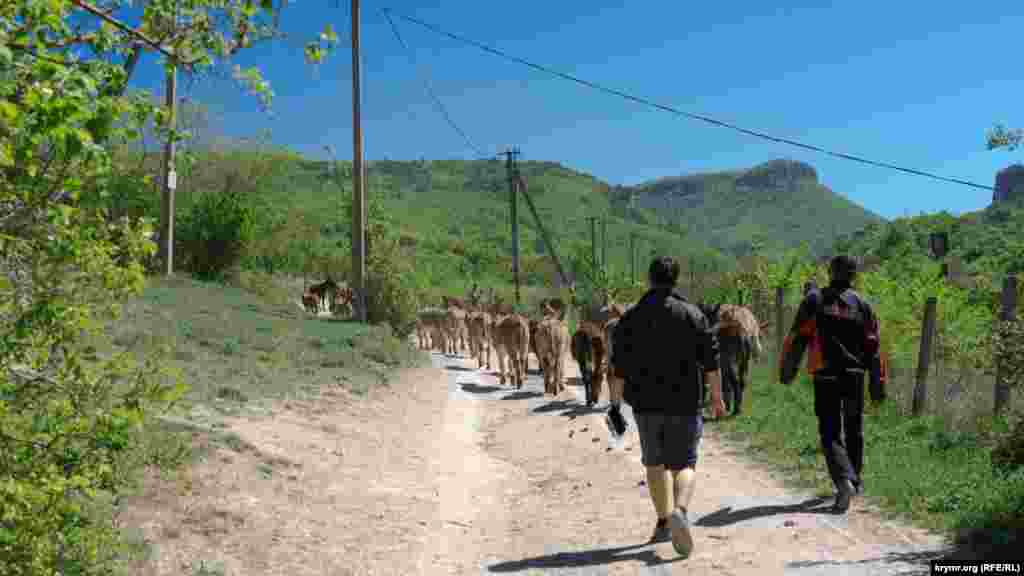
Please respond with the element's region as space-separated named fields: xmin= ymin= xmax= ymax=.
xmin=430 ymin=350 xmax=949 ymax=575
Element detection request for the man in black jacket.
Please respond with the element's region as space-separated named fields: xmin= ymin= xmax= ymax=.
xmin=612 ymin=256 xmax=726 ymax=558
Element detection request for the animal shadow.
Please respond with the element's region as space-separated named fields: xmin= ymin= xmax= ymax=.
xmin=486 ymin=541 xmax=682 ymax=572
xmin=502 ymin=390 xmax=543 ymax=401
xmin=460 ymin=383 xmax=503 ymax=394
xmin=696 ymin=497 xmax=832 ymax=527
xmin=445 ymin=364 xmax=477 ymax=372
xmin=531 ymin=399 xmax=575 ymax=414
xmin=559 ymin=403 xmax=609 ymax=418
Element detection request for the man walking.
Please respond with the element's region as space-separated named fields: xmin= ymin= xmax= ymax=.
xmin=611 ymin=256 xmax=726 ymax=558
xmin=780 ymin=255 xmax=882 ymax=513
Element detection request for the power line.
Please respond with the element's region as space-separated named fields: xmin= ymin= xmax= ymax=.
xmin=381 ymin=9 xmax=494 ymax=160
xmin=382 ymin=8 xmax=995 ymax=192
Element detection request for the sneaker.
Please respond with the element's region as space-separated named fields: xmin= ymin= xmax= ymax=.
xmin=649 ymin=518 xmax=671 ymax=543
xmin=669 ymin=508 xmax=694 ymax=557
xmin=833 ymin=479 xmax=855 ymax=513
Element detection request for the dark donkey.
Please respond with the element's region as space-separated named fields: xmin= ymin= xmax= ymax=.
xmin=571 ymin=323 xmax=605 ymax=407
xmin=698 ymin=302 xmax=755 ymax=416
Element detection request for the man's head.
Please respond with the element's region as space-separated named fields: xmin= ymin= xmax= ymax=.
xmin=828 ymin=255 xmax=858 ymax=289
xmin=648 ymin=256 xmax=680 ymax=289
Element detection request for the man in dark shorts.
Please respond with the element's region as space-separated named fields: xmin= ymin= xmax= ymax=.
xmin=611 ymin=256 xmax=726 ymax=558
xmin=780 ymin=255 xmax=883 ymax=513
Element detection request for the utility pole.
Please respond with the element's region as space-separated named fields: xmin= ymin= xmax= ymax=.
xmin=351 ymin=0 xmax=367 ymax=322
xmin=601 ymin=217 xmax=607 ymax=271
xmin=589 ymin=216 xmax=598 ymax=271
xmin=629 ymin=232 xmax=637 ymax=284
xmin=502 ymin=147 xmax=521 ymax=306
xmin=158 ymin=4 xmax=179 ymax=276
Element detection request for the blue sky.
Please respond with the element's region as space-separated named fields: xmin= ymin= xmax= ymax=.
xmin=126 ymin=1 xmax=1024 ymax=220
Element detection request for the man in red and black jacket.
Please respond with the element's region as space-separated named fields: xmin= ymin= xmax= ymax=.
xmin=780 ymin=255 xmax=882 ymax=513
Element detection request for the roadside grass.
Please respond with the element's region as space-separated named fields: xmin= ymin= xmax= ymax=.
xmin=100 ymin=274 xmax=425 ymax=412
xmin=711 ymin=358 xmax=1023 ymax=560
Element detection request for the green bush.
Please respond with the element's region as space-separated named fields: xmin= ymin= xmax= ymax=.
xmin=176 ymin=183 xmax=256 ymax=281
xmin=340 ymin=193 xmax=425 ymax=337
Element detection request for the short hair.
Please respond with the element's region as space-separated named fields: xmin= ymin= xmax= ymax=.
xmin=829 ymin=255 xmax=858 ymax=281
xmin=648 ymin=256 xmax=680 ymax=287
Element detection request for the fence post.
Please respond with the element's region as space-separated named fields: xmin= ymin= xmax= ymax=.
xmin=912 ymin=297 xmax=937 ymax=416
xmin=775 ymin=286 xmax=785 ymax=379
xmin=995 ymin=275 xmax=1017 ymax=416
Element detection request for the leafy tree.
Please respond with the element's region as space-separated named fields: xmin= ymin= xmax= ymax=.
xmin=0 ymin=0 xmax=336 ymax=572
xmin=988 ymin=124 xmax=1023 ymax=152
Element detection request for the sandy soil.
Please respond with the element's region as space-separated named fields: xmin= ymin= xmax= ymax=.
xmin=120 ymin=347 xmax=948 ymax=575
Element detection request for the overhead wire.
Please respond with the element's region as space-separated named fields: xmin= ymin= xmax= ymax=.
xmin=381 ymin=8 xmax=995 ymax=192
xmin=381 ymin=9 xmax=497 ymax=161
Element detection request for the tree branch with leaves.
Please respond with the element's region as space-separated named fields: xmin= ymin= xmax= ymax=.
xmin=0 ymin=0 xmax=339 ymax=572
xmin=988 ymin=124 xmax=1023 ymax=152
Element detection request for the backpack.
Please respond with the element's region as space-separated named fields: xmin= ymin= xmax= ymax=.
xmin=814 ymin=287 xmax=878 ymax=374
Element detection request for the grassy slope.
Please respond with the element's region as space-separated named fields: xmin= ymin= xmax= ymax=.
xmin=628 ymin=159 xmax=885 ymax=256
xmin=100 ymin=274 xmax=424 ymax=419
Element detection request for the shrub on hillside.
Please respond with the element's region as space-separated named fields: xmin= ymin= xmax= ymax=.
xmin=362 ymin=240 xmax=422 ymax=337
xmin=340 ymin=192 xmax=426 ymax=337
xmin=175 ymin=180 xmax=256 ymax=281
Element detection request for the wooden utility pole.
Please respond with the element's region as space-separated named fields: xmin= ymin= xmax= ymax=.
xmin=351 ymin=0 xmax=367 ymax=322
xmin=775 ymin=286 xmax=785 ymax=380
xmin=629 ymin=232 xmax=637 ymax=283
xmin=589 ymin=216 xmax=598 ymax=270
xmin=158 ymin=3 xmax=179 ymax=277
xmin=995 ymin=275 xmax=1017 ymax=416
xmin=601 ymin=217 xmax=607 ymax=271
xmin=159 ymin=63 xmax=177 ymax=276
xmin=503 ymin=148 xmax=521 ymax=306
xmin=912 ymin=296 xmax=938 ymax=416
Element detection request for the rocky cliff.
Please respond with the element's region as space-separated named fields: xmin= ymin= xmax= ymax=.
xmin=993 ymin=164 xmax=1024 ymax=204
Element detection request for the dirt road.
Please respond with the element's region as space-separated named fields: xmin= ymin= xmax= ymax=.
xmin=125 ymin=349 xmax=949 ymax=575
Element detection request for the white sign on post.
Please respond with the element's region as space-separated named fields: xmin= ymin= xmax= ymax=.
xmin=167 ymin=171 xmax=177 ymax=190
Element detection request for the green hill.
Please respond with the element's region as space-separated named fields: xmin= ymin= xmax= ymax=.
xmin=112 ymin=145 xmax=887 ymax=304
xmin=261 ymin=156 xmax=732 ymax=299
xmin=619 ymin=159 xmax=885 ymax=256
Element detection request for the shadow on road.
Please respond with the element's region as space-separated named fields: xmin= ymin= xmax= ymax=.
xmin=445 ymin=364 xmax=477 ymax=372
xmin=501 ymin=391 xmax=543 ymax=401
xmin=486 ymin=542 xmax=683 ymax=572
xmin=786 ymin=549 xmax=947 ymax=574
xmin=532 ymin=399 xmax=575 ymax=414
xmin=559 ymin=403 xmax=609 ymax=418
xmin=696 ymin=497 xmax=834 ymax=527
xmin=460 ymin=383 xmax=504 ymax=394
